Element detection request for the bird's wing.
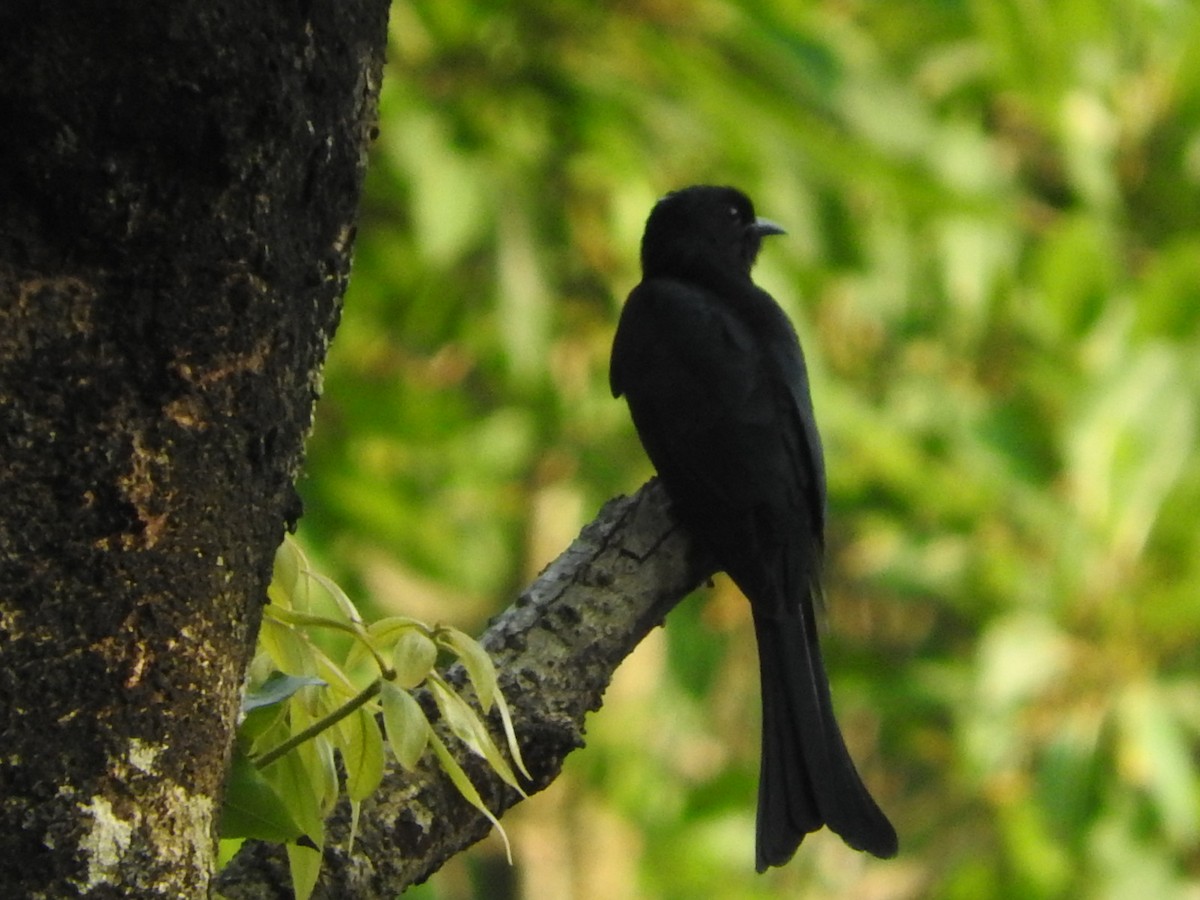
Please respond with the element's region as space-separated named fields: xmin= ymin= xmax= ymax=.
xmin=611 ymin=278 xmax=823 ymax=610
xmin=612 ymin=278 xmax=775 ymax=502
xmin=772 ymin=330 xmax=827 ymax=538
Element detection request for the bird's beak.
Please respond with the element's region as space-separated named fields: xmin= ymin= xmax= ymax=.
xmin=752 ymin=217 xmax=786 ymax=237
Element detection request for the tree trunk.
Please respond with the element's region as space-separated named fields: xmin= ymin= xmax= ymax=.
xmin=0 ymin=2 xmax=389 ymax=895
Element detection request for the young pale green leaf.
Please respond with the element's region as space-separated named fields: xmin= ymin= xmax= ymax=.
xmin=258 ymin=738 xmax=325 ymax=850
xmin=219 ymin=746 xmax=310 ymax=843
xmin=348 ymin=799 xmax=362 ymax=857
xmin=291 ymin=559 xmax=313 ymax=613
xmin=429 ymin=677 xmax=489 ymax=758
xmin=381 ymin=680 xmax=431 ymax=770
xmin=493 ymin=685 xmax=532 ymax=782
xmin=428 ymin=730 xmax=512 ymax=864
xmin=368 ymin=615 xmax=430 ymax=640
xmin=268 ymin=537 xmax=304 ymax=609
xmin=265 ymin=603 xmax=362 ymax=638
xmin=437 ymin=626 xmax=497 ymax=711
xmin=392 ymin=628 xmax=438 ymax=690
xmin=309 ymin=643 xmax=363 ymax=698
xmin=259 ymin=617 xmax=316 ymax=678
xmin=287 ymin=844 xmax=323 ymax=900
xmin=429 ymin=677 xmax=525 ymax=795
xmin=242 ymin=649 xmax=276 ymax=691
xmin=336 ymin=705 xmax=386 ymax=802
xmin=313 ymin=732 xmax=339 ymax=816
xmin=217 ymin=837 xmax=244 ymax=870
xmin=308 ymin=570 xmax=364 ymax=625
xmin=289 ymin=701 xmax=340 ymax=815
xmin=344 ymin=615 xmax=430 ymax=674
xmin=242 ymin=672 xmax=326 ymax=714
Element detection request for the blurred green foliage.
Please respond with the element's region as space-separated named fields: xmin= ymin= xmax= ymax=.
xmin=298 ymin=0 xmax=1200 ymax=896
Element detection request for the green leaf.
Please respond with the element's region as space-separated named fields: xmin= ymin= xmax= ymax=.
xmin=290 ymin=700 xmax=339 ymax=815
xmin=428 ymin=730 xmax=512 ymax=863
xmin=216 ymin=837 xmax=244 ymax=871
xmin=259 ymin=617 xmax=316 ymax=678
xmin=335 ymin=705 xmax=386 ymax=802
xmin=493 ymin=685 xmax=531 ymax=782
xmin=259 ymin=730 xmax=325 ymax=848
xmin=392 ymin=628 xmax=438 ymax=690
xmin=268 ymin=536 xmax=304 ymax=609
xmin=381 ymin=680 xmax=431 ymax=770
xmin=429 ymin=677 xmax=489 ymax=758
xmin=437 ymin=626 xmax=497 ymax=710
xmin=314 ymin=733 xmax=339 ymax=815
xmin=242 ymin=672 xmax=326 ymax=714
xmin=345 ymin=615 xmax=429 ymax=674
xmin=219 ymin=746 xmax=309 ymax=843
xmin=308 ymin=643 xmax=362 ymax=698
xmin=287 ymin=843 xmax=323 ymax=900
xmin=265 ymin=603 xmax=362 ymax=638
xmin=347 ymin=799 xmax=362 ymax=856
xmin=241 ymin=702 xmax=293 ymax=767
xmin=367 ymin=615 xmax=430 ymax=639
xmin=308 ymin=570 xmax=364 ymax=626
xmin=429 ymin=677 xmax=524 ymax=795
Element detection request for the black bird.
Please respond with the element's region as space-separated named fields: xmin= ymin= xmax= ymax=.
xmin=610 ymin=185 xmax=897 ymax=870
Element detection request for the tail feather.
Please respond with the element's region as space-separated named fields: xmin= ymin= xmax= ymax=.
xmin=753 ymin=613 xmax=897 ymax=871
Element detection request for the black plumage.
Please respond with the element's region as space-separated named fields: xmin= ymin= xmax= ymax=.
xmin=610 ymin=185 xmax=897 ymax=870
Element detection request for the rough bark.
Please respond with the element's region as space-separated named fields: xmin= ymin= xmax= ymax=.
xmin=215 ymin=479 xmax=714 ymax=898
xmin=0 ymin=2 xmax=389 ymax=897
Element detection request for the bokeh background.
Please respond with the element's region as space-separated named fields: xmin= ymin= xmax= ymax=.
xmin=297 ymin=1 xmax=1200 ymax=897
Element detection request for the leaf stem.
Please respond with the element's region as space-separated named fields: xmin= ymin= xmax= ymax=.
xmin=254 ymin=678 xmax=383 ymax=770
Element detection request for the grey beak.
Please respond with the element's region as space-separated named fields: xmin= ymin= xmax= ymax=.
xmin=752 ymin=217 xmax=786 ymax=237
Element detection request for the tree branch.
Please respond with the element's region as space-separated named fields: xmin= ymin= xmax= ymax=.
xmin=215 ymin=478 xmax=714 ymax=898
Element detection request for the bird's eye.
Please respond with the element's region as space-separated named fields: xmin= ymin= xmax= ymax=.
xmin=729 ymin=206 xmax=741 ymax=221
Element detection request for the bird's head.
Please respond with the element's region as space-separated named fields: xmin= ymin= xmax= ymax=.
xmin=639 ymin=185 xmax=785 ymax=280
